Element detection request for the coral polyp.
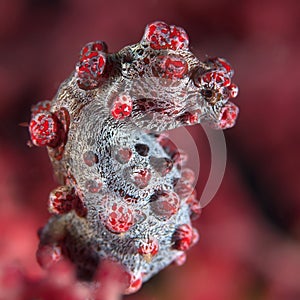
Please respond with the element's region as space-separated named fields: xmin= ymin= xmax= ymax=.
xmin=29 ymin=21 xmax=239 ymax=295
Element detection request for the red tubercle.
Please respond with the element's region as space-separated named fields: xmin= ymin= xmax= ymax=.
xmin=172 ymin=224 xmax=193 ymax=251
xmin=143 ymin=21 xmax=189 ymax=51
xmin=168 ymin=25 xmax=189 ymax=50
xmin=76 ymin=42 xmax=107 ymax=90
xmin=158 ymin=135 xmax=179 ymax=157
xmin=144 ymin=21 xmax=170 ymax=50
xmin=153 ymin=55 xmax=188 ymax=79
xmin=201 ymin=71 xmax=231 ymax=88
xmin=80 ymin=41 xmax=108 ymax=58
xmin=104 ymin=203 xmax=134 ymax=234
xmin=29 ymin=107 xmax=70 ymax=161
xmin=186 ymin=192 xmax=202 ymax=220
xmin=206 ymin=57 xmax=234 ymax=77
xmin=137 ymin=237 xmax=159 ymax=261
xmin=85 ymin=179 xmax=103 ymax=193
xmin=48 ymin=186 xmax=75 ymax=215
xmin=218 ymin=58 xmax=233 ymax=75
xmin=216 ymin=102 xmax=239 ymax=129
xmin=174 ymin=177 xmax=194 ymax=200
xmin=131 ymin=168 xmax=151 ymax=189
xmin=227 ymin=83 xmax=239 ymax=98
xmin=157 ymin=135 xmax=188 ymax=168
xmin=83 ymin=150 xmax=99 ymax=167
xmin=176 ymin=111 xmax=199 ymax=125
xmin=48 ymin=185 xmax=87 ymax=217
xmin=172 ymin=149 xmax=188 ymax=167
xmin=111 ymin=94 xmax=133 ymax=120
xmin=150 ymin=191 xmax=180 ymax=221
xmin=115 ymin=147 xmax=132 ymax=164
xmin=29 ymin=112 xmax=60 ymax=147
xmin=123 ymin=272 xmax=143 ymax=295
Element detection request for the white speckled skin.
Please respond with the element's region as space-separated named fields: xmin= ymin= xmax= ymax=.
xmin=36 ymin=22 xmax=238 ymax=294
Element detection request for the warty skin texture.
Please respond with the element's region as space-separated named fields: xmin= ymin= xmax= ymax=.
xmin=29 ymin=21 xmax=238 ymax=295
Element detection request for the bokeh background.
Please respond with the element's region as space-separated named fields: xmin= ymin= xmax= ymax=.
xmin=0 ymin=0 xmax=300 ymax=299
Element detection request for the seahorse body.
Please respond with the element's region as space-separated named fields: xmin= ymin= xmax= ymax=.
xmin=29 ymin=21 xmax=239 ymax=294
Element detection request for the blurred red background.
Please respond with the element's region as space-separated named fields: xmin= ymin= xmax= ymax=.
xmin=1 ymin=0 xmax=300 ymax=299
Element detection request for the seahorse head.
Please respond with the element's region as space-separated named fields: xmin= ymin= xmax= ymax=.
xmin=75 ymin=21 xmax=239 ymax=132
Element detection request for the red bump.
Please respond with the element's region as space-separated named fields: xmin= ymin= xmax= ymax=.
xmin=111 ymin=94 xmax=133 ymax=120
xmin=172 ymin=224 xmax=193 ymax=251
xmin=153 ymin=55 xmax=188 ymax=79
xmin=144 ymin=21 xmax=170 ymax=50
xmin=115 ymin=147 xmax=132 ymax=163
xmin=150 ymin=191 xmax=180 ymax=220
xmin=80 ymin=41 xmax=108 ymax=57
xmin=172 ymin=149 xmax=188 ymax=167
xmin=48 ymin=186 xmax=75 ymax=215
xmin=174 ymin=178 xmax=194 ymax=200
xmin=123 ymin=272 xmax=143 ymax=295
xmin=29 ymin=112 xmax=60 ymax=147
xmin=137 ymin=237 xmax=159 ymax=258
xmin=104 ymin=203 xmax=134 ymax=233
xmin=201 ymin=71 xmax=231 ymax=88
xmin=181 ymin=168 xmax=195 ymax=184
xmin=186 ymin=192 xmax=202 ymax=220
xmin=85 ymin=179 xmax=102 ymax=193
xmin=217 ymin=102 xmax=239 ymax=129
xmin=176 ymin=111 xmax=199 ymax=125
xmin=227 ymin=83 xmax=239 ymax=98
xmin=206 ymin=57 xmax=234 ymax=77
xmin=169 ymin=25 xmax=189 ymax=50
xmin=131 ymin=168 xmax=151 ymax=188
xmin=76 ymin=42 xmax=107 ymax=90
xmin=143 ymin=21 xmax=189 ymax=50
xmin=83 ymin=150 xmax=99 ymax=166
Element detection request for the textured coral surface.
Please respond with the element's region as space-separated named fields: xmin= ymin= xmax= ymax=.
xmin=1 ymin=0 xmax=300 ymax=299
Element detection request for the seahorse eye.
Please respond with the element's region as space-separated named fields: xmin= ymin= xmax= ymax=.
xmin=202 ymin=88 xmax=217 ymax=103
xmin=201 ymin=89 xmax=213 ymax=99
